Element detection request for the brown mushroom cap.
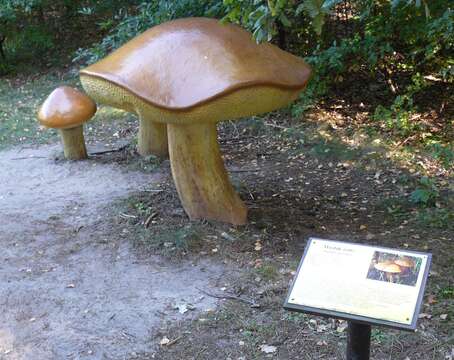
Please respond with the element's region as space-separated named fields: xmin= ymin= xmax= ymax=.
xmin=394 ymin=257 xmax=414 ymax=268
xmin=80 ymin=17 xmax=311 ymax=111
xmin=374 ymin=261 xmax=402 ymax=273
xmin=38 ymin=86 xmax=97 ymax=129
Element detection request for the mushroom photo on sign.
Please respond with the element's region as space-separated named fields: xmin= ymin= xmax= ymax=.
xmin=366 ymin=251 xmax=422 ymax=286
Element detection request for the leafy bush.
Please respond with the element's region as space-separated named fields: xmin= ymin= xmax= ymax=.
xmin=5 ymin=25 xmax=54 ymax=61
xmin=427 ymin=142 xmax=454 ymax=169
xmin=73 ymin=0 xmax=224 ymax=64
xmin=0 ymin=0 xmax=136 ymax=72
xmin=410 ymin=177 xmax=440 ymax=207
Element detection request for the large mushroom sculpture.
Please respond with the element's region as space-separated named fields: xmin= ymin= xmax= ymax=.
xmin=80 ymin=17 xmax=311 ymax=225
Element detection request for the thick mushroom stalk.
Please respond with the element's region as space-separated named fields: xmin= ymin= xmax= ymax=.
xmin=168 ymin=122 xmax=247 ymax=224
xmin=38 ymin=86 xmax=96 ymax=160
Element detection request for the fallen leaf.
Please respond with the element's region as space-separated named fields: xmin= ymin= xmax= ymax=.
xmin=220 ymin=232 xmax=235 ymax=241
xmin=66 ymin=283 xmax=75 ymax=288
xmin=259 ymin=345 xmax=277 ymax=354
xmin=174 ymin=303 xmax=195 ymax=314
xmin=418 ymin=313 xmax=432 ymax=319
xmin=440 ymin=314 xmax=448 ymax=320
xmin=336 ymin=323 xmax=348 ymax=333
xmin=160 ymin=336 xmax=170 ymax=346
xmin=254 ymin=241 xmax=262 ymax=251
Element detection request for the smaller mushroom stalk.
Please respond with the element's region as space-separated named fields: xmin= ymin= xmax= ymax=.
xmin=138 ymin=116 xmax=168 ymax=157
xmin=59 ymin=125 xmax=87 ymax=160
xmin=168 ymin=122 xmax=247 ymax=225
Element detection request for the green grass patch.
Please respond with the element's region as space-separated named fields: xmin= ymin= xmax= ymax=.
xmin=254 ymin=263 xmax=280 ymax=282
xmin=0 ymin=73 xmax=78 ymax=150
xmin=438 ymin=286 xmax=454 ymax=300
xmin=135 ymin=223 xmax=207 ymax=255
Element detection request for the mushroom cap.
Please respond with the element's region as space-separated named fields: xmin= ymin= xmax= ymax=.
xmin=80 ymin=17 xmax=311 ymax=111
xmin=38 ymin=86 xmax=97 ymax=129
xmin=374 ymin=261 xmax=402 ymax=273
xmin=394 ymin=257 xmax=414 ymax=268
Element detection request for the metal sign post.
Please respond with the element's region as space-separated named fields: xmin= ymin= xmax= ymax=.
xmin=347 ymin=322 xmax=371 ymax=360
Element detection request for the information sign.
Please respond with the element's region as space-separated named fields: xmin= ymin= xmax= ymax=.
xmin=284 ymin=238 xmax=431 ymax=330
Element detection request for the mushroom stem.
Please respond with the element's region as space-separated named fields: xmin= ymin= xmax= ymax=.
xmin=138 ymin=117 xmax=168 ymax=158
xmin=168 ymin=122 xmax=247 ymax=225
xmin=59 ymin=125 xmax=87 ymax=160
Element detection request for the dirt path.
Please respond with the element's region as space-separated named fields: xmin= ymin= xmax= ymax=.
xmin=0 ymin=145 xmax=224 ymax=360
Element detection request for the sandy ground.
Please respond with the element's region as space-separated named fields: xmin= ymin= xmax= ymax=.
xmin=0 ymin=144 xmax=224 ymax=360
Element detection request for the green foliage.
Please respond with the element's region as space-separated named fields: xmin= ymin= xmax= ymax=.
xmin=73 ymin=1 xmax=224 ymax=64
xmin=417 ymin=208 xmax=454 ymax=229
xmin=438 ymin=286 xmax=454 ymax=300
xmin=222 ymin=0 xmax=341 ymax=41
xmin=410 ymin=176 xmax=439 ymax=207
xmin=296 ymin=0 xmax=342 ymax=35
xmin=5 ymin=25 xmax=54 ymax=61
xmin=427 ymin=142 xmax=454 ymax=169
xmin=0 ymin=0 xmax=136 ymax=73
xmin=222 ymin=0 xmax=294 ymax=42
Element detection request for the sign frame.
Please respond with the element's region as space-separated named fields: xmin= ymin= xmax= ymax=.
xmin=283 ymin=238 xmax=432 ymax=331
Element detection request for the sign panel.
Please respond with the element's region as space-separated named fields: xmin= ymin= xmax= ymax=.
xmin=284 ymin=238 xmax=431 ymax=330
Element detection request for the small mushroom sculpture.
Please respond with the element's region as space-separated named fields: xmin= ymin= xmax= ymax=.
xmin=80 ymin=17 xmax=311 ymax=225
xmin=374 ymin=261 xmax=402 ymax=283
xmin=38 ymin=86 xmax=96 ymax=160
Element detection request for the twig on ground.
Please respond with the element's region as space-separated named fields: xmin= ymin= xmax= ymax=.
xmin=229 ymin=168 xmax=261 ymax=173
xmin=394 ymin=134 xmax=418 ymax=148
xmin=119 ymin=213 xmax=137 ymax=219
xmin=195 ymin=346 xmax=208 ymax=357
xmin=166 ymin=336 xmax=181 ymax=347
xmin=264 ymin=122 xmax=288 ymax=129
xmin=196 ymin=287 xmax=260 ymax=308
xmin=219 ymin=135 xmax=256 ymax=144
xmin=144 ymin=212 xmax=158 ymax=228
xmin=11 ymin=156 xmax=47 ymax=160
xmin=89 ymin=144 xmax=129 ymax=155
